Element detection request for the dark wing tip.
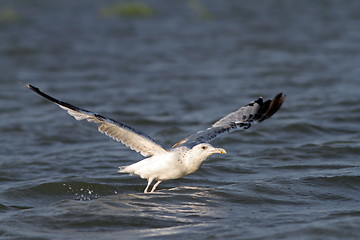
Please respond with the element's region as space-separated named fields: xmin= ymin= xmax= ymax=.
xmin=258 ymin=92 xmax=286 ymax=122
xmin=25 ymin=84 xmax=61 ymax=104
xmin=26 ymin=83 xmax=40 ymax=93
xmin=25 ymin=84 xmax=82 ymax=112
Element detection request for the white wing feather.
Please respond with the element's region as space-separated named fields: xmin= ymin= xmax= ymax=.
xmin=27 ymin=84 xmax=167 ymax=157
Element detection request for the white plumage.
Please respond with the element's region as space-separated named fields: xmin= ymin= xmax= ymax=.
xmin=26 ymin=84 xmax=285 ymax=193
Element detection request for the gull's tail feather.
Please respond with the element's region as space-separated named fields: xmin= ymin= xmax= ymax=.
xmin=118 ymin=166 xmax=127 ymax=173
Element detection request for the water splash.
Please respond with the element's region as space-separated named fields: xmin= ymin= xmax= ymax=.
xmin=63 ymin=183 xmax=100 ymax=201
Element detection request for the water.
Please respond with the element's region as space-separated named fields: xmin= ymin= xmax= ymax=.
xmin=1 ymin=0 xmax=360 ymax=239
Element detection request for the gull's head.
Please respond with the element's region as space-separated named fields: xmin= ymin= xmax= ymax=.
xmin=190 ymin=143 xmax=226 ymax=162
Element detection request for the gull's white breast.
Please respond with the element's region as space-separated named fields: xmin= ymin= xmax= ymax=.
xmin=119 ymin=148 xmax=194 ymax=181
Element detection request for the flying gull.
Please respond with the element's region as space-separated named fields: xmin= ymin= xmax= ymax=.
xmin=26 ymin=84 xmax=285 ymax=193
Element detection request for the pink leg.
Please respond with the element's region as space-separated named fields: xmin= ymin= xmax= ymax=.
xmin=150 ymin=181 xmax=162 ymax=193
xmin=144 ymin=178 xmax=153 ymax=193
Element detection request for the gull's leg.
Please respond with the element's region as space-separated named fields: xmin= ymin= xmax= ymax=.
xmin=144 ymin=178 xmax=153 ymax=193
xmin=150 ymin=181 xmax=162 ymax=193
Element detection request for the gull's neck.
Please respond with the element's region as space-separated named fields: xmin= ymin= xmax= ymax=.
xmin=175 ymin=146 xmax=209 ymax=175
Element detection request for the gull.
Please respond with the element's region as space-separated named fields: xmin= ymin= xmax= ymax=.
xmin=26 ymin=84 xmax=285 ymax=193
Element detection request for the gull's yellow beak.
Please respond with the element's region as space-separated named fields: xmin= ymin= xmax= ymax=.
xmin=212 ymin=148 xmax=227 ymax=154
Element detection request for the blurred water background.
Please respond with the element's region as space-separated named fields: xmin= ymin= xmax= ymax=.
xmin=1 ymin=0 xmax=360 ymax=239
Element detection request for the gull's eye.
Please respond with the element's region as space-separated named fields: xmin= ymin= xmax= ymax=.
xmin=201 ymin=146 xmax=207 ymax=150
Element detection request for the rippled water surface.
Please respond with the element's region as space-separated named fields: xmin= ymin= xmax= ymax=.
xmin=1 ymin=1 xmax=360 ymax=239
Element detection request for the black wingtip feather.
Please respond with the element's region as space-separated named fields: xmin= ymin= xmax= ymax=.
xmin=25 ymin=84 xmax=83 ymax=112
xmin=258 ymin=92 xmax=286 ymax=122
xmin=26 ymin=84 xmax=59 ymax=103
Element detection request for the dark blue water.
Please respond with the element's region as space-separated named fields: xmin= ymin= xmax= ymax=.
xmin=1 ymin=1 xmax=360 ymax=239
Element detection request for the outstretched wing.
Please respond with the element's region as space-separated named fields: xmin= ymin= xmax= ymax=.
xmin=26 ymin=84 xmax=167 ymax=157
xmin=173 ymin=93 xmax=285 ymax=148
